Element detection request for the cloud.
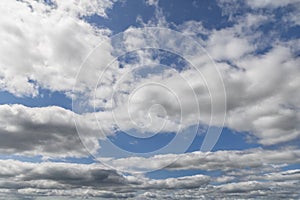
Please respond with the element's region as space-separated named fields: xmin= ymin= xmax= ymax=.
xmin=1 ymin=0 xmax=299 ymax=148
xmin=0 ymin=159 xmax=136 ymax=198
xmin=0 ymin=1 xmax=299 ymax=199
xmin=225 ymin=44 xmax=300 ymax=145
xmin=0 ymin=159 xmax=210 ymax=198
xmin=0 ymin=104 xmax=104 ymax=157
xmin=78 ymin=16 xmax=300 ymax=147
xmin=246 ymin=0 xmax=300 ymax=9
xmin=109 ymin=148 xmax=300 ymax=172
xmin=137 ymin=169 xmax=300 ymax=199
xmin=207 ymin=29 xmax=254 ymax=60
xmin=0 ymin=148 xmax=299 ymax=199
xmin=0 ymin=0 xmax=114 ymax=97
xmin=55 ymin=0 xmax=114 ymax=18
xmin=181 ymin=11 xmax=300 ymax=145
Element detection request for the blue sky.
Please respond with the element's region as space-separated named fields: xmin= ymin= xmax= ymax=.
xmin=0 ymin=0 xmax=300 ymax=199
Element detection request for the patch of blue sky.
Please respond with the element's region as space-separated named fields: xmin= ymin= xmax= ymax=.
xmin=154 ymin=50 xmax=189 ymax=72
xmin=147 ymin=168 xmax=222 ymax=180
xmin=248 ymin=6 xmax=299 ymax=44
xmin=211 ymin=128 xmax=261 ymax=151
xmin=84 ymin=0 xmax=155 ymax=34
xmin=186 ymin=127 xmax=261 ymax=152
xmin=0 ymin=89 xmax=72 ymax=110
xmin=280 ymin=25 xmax=300 ymax=40
xmin=281 ymin=163 xmax=300 ymax=171
xmin=0 ymin=154 xmax=43 ymax=163
xmin=43 ymin=0 xmax=56 ymax=7
xmin=159 ymin=0 xmax=232 ymax=30
xmin=275 ymin=6 xmax=300 ymax=39
xmin=97 ymin=124 xmax=200 ymax=158
xmin=83 ymin=0 xmax=239 ymax=34
xmin=106 ymin=130 xmax=176 ymax=154
xmin=262 ymin=138 xmax=300 ymax=151
xmin=117 ymin=52 xmax=141 ymax=67
xmin=98 ymin=125 xmax=261 ymax=159
xmin=117 ymin=49 xmax=190 ymax=72
xmin=256 ymin=19 xmax=298 ymax=42
xmin=0 ymin=155 xmax=97 ymax=165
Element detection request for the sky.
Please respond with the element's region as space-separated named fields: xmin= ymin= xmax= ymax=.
xmin=0 ymin=0 xmax=300 ymax=199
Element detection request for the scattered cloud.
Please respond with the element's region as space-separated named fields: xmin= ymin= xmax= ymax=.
xmin=0 ymin=157 xmax=299 ymax=199
xmin=0 ymin=0 xmax=114 ymax=97
xmin=109 ymin=148 xmax=300 ymax=171
xmin=0 ymin=0 xmax=299 ymax=199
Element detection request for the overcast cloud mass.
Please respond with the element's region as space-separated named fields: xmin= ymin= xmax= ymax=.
xmin=0 ymin=0 xmax=299 ymax=199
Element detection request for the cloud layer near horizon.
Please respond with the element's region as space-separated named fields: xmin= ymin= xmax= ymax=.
xmin=0 ymin=149 xmax=300 ymax=199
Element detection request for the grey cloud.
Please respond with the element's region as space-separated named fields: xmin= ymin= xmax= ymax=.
xmin=110 ymin=148 xmax=300 ymax=172
xmin=0 ymin=104 xmax=103 ymax=157
xmin=0 ymin=157 xmax=299 ymax=199
xmin=0 ymin=160 xmax=131 ymax=190
xmin=138 ymin=180 xmax=300 ymax=199
xmin=142 ymin=175 xmax=211 ymax=190
xmin=0 ymin=160 xmax=209 ymax=198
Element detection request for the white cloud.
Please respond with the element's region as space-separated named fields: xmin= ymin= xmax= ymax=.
xmin=0 ymin=0 xmax=114 ymax=97
xmin=109 ymin=148 xmax=300 ymax=172
xmin=143 ymin=174 xmax=210 ymax=189
xmin=72 ymin=23 xmax=300 ymax=149
xmin=246 ymin=0 xmax=300 ymax=9
xmin=225 ymin=44 xmax=300 ymax=145
xmin=56 ymin=0 xmax=114 ymax=18
xmin=207 ymin=29 xmax=254 ymax=60
xmin=0 ymin=1 xmax=299 ymax=199
xmin=1 ymin=0 xmax=299 ymax=148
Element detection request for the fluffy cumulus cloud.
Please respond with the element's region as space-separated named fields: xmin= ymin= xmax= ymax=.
xmin=72 ymin=9 xmax=300 ymax=147
xmin=1 ymin=0 xmax=299 ymax=146
xmin=102 ymin=37 xmax=299 ymax=147
xmin=0 ymin=0 xmax=114 ymax=97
